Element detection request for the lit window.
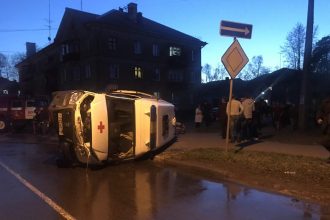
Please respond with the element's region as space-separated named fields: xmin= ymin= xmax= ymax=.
xmin=134 ymin=41 xmax=142 ymax=54
xmin=152 ymin=44 xmax=159 ymax=56
xmin=169 ymin=46 xmax=181 ymax=56
xmin=108 ymin=37 xmax=117 ymax=50
xmin=134 ymin=66 xmax=143 ymax=79
xmin=109 ymin=64 xmax=119 ymax=79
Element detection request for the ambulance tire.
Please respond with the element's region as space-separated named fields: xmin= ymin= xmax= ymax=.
xmin=0 ymin=119 xmax=8 ymax=133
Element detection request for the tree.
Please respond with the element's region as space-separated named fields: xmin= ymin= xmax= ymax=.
xmin=213 ymin=63 xmax=227 ymax=81
xmin=241 ymin=55 xmax=270 ymax=80
xmin=0 ymin=52 xmax=24 ymax=81
xmin=311 ymin=36 xmax=330 ymax=75
xmin=202 ymin=63 xmax=212 ymax=82
xmin=281 ymin=23 xmax=306 ymax=70
xmin=0 ymin=53 xmax=9 ymax=78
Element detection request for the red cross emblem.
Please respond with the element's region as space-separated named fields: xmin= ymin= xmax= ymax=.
xmin=98 ymin=121 xmax=105 ymax=133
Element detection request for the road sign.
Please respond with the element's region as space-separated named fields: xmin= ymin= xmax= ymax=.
xmin=221 ymin=39 xmax=249 ymax=79
xmin=220 ymin=20 xmax=253 ymax=39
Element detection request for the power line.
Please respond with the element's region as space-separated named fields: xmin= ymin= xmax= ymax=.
xmin=0 ymin=28 xmax=58 ymax=33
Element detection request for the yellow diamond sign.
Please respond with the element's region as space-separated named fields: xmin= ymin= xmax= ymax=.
xmin=221 ymin=39 xmax=249 ymax=79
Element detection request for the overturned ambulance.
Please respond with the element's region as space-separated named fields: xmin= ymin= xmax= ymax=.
xmin=48 ymin=90 xmax=176 ymax=166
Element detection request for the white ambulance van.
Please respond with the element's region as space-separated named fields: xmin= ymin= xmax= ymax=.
xmin=48 ymin=90 xmax=176 ymax=167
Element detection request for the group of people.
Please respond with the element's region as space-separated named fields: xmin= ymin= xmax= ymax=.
xmin=195 ymin=95 xmax=259 ymax=143
xmin=194 ymin=95 xmax=330 ymax=163
xmin=223 ymin=95 xmax=258 ymax=143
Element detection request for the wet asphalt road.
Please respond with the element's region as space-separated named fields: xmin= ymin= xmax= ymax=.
xmin=0 ymin=135 xmax=324 ymax=220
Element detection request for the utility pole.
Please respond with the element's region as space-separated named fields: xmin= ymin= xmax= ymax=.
xmin=298 ymin=0 xmax=314 ymax=130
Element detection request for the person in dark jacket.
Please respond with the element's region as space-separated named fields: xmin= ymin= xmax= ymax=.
xmin=316 ymin=97 xmax=330 ymax=163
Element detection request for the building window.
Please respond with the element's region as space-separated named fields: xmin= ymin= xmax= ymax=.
xmin=134 ymin=66 xmax=143 ymax=79
xmin=108 ymin=37 xmax=117 ymax=50
xmin=169 ymin=46 xmax=181 ymax=56
xmin=152 ymin=44 xmax=159 ymax=56
xmin=61 ymin=69 xmax=67 ymax=84
xmin=85 ymin=64 xmax=91 ymax=79
xmin=168 ymin=70 xmax=183 ymax=82
xmin=189 ymin=71 xmax=197 ymax=83
xmin=61 ymin=41 xmax=79 ymax=55
xmin=109 ymin=64 xmax=119 ymax=79
xmin=153 ymin=68 xmax=160 ymax=81
xmin=134 ymin=41 xmax=142 ymax=54
xmin=61 ymin=44 xmax=69 ymax=56
xmin=191 ymin=50 xmax=195 ymax=61
xmin=73 ymin=67 xmax=80 ymax=81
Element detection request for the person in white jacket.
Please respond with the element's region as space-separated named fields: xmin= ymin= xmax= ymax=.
xmin=226 ymin=95 xmax=244 ymax=142
xmin=195 ymin=104 xmax=203 ymax=128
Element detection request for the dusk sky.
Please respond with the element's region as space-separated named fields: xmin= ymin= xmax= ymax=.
xmin=1 ymin=0 xmax=329 ymax=72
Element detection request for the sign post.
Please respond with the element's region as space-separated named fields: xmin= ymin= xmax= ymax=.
xmin=220 ymin=20 xmax=252 ymax=152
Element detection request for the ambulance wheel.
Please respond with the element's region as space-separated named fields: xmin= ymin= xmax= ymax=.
xmin=0 ymin=119 xmax=8 ymax=133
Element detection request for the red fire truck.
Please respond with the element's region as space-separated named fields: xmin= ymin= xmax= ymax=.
xmin=0 ymin=95 xmax=49 ymax=132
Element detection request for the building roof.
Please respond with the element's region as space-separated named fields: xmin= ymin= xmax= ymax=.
xmin=55 ymin=5 xmax=207 ymax=47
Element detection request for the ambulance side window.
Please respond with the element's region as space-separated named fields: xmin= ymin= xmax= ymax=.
xmin=162 ymin=115 xmax=169 ymax=137
xmin=80 ymin=95 xmax=94 ymax=142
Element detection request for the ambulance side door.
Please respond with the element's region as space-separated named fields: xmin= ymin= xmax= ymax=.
xmin=90 ymin=94 xmax=108 ymax=161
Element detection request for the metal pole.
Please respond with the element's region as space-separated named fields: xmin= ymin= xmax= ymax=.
xmin=225 ymin=78 xmax=233 ymax=152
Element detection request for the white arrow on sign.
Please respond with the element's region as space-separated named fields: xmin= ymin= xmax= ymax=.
xmin=220 ymin=25 xmax=250 ymax=36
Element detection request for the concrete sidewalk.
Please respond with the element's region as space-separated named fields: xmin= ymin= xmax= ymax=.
xmin=171 ymin=131 xmax=330 ymax=159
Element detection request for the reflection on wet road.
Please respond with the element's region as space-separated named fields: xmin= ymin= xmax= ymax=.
xmin=0 ymin=141 xmax=325 ymax=220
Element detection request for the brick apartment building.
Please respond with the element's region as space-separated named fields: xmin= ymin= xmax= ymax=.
xmin=16 ymin=3 xmax=207 ymax=109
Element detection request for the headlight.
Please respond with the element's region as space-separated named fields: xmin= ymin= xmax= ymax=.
xmin=69 ymin=92 xmax=84 ymax=105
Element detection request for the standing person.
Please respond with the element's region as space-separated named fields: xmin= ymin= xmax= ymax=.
xmin=195 ymin=104 xmax=203 ymax=128
xmin=242 ymin=96 xmax=255 ymax=141
xmin=316 ymin=97 xmax=330 ymax=163
xmin=226 ymin=95 xmax=244 ymax=143
xmin=202 ymin=101 xmax=211 ymax=127
xmin=219 ymin=97 xmax=228 ymax=139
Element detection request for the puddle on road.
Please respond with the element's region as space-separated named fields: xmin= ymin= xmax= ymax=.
xmin=57 ymin=162 xmax=325 ymax=220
